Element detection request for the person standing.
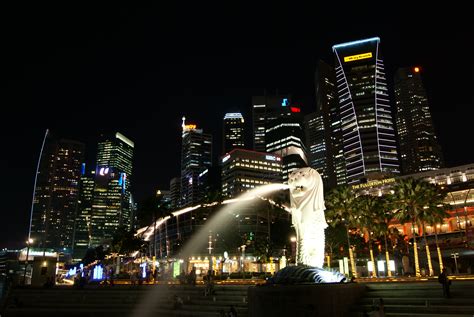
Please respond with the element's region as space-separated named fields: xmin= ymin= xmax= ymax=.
xmin=438 ymin=268 xmax=451 ymax=298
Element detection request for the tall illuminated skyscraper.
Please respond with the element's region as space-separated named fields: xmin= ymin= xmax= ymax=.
xmin=266 ymin=105 xmax=307 ymax=181
xmin=90 ymin=132 xmax=134 ymax=246
xmin=30 ymin=137 xmax=85 ymax=252
xmin=333 ymin=37 xmax=399 ymax=184
xmin=223 ymin=112 xmax=245 ymax=154
xmin=305 ymin=60 xmax=345 ymax=188
xmin=180 ymin=117 xmax=212 ymax=207
xmin=252 ymin=94 xmax=291 ymax=152
xmin=394 ymin=67 xmax=443 ymax=173
xmin=72 ymin=168 xmax=94 ymax=260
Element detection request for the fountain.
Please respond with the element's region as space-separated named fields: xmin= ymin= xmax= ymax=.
xmin=133 ymin=168 xmax=348 ymax=316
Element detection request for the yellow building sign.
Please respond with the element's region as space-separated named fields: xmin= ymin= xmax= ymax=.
xmin=344 ymin=52 xmax=372 ymax=62
xmin=351 ymin=178 xmax=395 ymax=190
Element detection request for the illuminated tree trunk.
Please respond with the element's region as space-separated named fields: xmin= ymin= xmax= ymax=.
xmin=346 ymin=226 xmax=357 ymax=278
xmin=368 ymin=232 xmax=377 ymax=278
xmin=412 ymin=222 xmax=421 ymax=277
xmin=434 ymin=226 xmax=443 ymax=273
xmin=422 ymin=223 xmax=434 ymax=276
xmin=384 ymin=234 xmax=392 ymax=277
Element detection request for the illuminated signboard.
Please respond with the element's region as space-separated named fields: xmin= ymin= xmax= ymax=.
xmin=344 ymin=52 xmax=372 ymax=62
xmin=222 ymin=155 xmax=231 ymax=163
xmin=265 ymin=155 xmax=281 ymax=162
xmin=99 ymin=167 xmax=110 ymax=176
xmin=290 ymin=107 xmax=301 ymax=113
xmin=351 ymin=178 xmax=395 ymax=190
xmin=281 ymin=98 xmax=289 ymax=106
xmin=185 ymin=124 xmax=197 ymax=130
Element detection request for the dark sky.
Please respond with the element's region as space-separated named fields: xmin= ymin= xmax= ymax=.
xmin=2 ymin=3 xmax=472 ymax=248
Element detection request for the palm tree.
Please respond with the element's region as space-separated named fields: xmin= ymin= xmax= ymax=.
xmin=392 ymin=178 xmax=442 ymax=277
xmin=422 ymin=185 xmax=449 ymax=274
xmin=355 ymin=195 xmax=385 ymax=278
xmin=326 ymin=185 xmax=359 ymax=277
xmin=374 ymin=195 xmax=396 ymax=277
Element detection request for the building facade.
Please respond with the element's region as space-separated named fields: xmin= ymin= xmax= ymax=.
xmin=90 ymin=132 xmax=134 ymax=246
xmin=252 ymin=94 xmax=291 ymax=152
xmin=394 ymin=66 xmax=444 ymax=174
xmin=221 ymin=149 xmax=283 ymax=199
xmin=305 ymin=60 xmax=345 ymax=189
xmin=223 ymin=112 xmax=245 ymax=154
xmin=180 ymin=118 xmax=213 ymax=207
xmin=30 ymin=137 xmax=85 ymax=253
xmin=72 ymin=168 xmax=95 ymax=261
xmin=333 ymin=37 xmax=399 ymax=184
xmin=265 ymin=105 xmax=307 ymax=181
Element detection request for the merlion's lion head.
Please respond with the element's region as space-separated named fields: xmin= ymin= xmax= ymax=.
xmin=288 ymin=167 xmax=325 ymax=211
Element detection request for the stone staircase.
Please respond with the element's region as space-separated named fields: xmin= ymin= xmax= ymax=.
xmin=1 ymin=284 xmax=249 ymax=317
xmin=349 ymin=281 xmax=474 ymax=317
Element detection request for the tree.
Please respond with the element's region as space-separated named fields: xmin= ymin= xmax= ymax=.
xmin=325 ymin=185 xmax=359 ymax=277
xmin=392 ymin=178 xmax=445 ymax=277
xmin=355 ymin=194 xmax=384 ymax=277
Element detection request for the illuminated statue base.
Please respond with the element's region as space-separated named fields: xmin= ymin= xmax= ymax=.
xmin=270 ymin=265 xmax=347 ymax=284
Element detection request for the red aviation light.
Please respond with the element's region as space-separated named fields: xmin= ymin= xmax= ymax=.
xmin=290 ymin=107 xmax=301 ymax=113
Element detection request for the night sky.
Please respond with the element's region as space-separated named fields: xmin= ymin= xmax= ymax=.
xmin=2 ymin=3 xmax=472 ymax=248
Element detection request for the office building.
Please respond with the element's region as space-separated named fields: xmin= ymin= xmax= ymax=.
xmin=90 ymin=132 xmax=134 ymax=246
xmin=394 ymin=66 xmax=444 ymax=174
xmin=333 ymin=37 xmax=399 ymax=184
xmin=221 ymin=149 xmax=282 ymax=198
xmin=169 ymin=177 xmax=181 ymax=209
xmin=305 ymin=60 xmax=345 ymax=189
xmin=30 ymin=137 xmax=85 ymax=252
xmin=252 ymin=94 xmax=291 ymax=152
xmin=72 ymin=168 xmax=94 ymax=261
xmin=265 ymin=105 xmax=307 ymax=181
xmin=180 ymin=117 xmax=213 ymax=207
xmin=223 ymin=112 xmax=245 ymax=154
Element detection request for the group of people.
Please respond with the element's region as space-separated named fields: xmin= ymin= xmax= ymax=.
xmin=177 ymin=266 xmax=197 ymax=286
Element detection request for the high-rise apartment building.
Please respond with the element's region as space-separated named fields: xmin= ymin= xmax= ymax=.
xmin=90 ymin=132 xmax=134 ymax=246
xmin=333 ymin=37 xmax=399 ymax=184
xmin=180 ymin=117 xmax=212 ymax=207
xmin=30 ymin=137 xmax=85 ymax=252
xmin=221 ymin=149 xmax=282 ymax=198
xmin=252 ymin=94 xmax=291 ymax=152
xmin=305 ymin=60 xmax=345 ymax=189
xmin=394 ymin=67 xmax=443 ymax=174
xmin=223 ymin=112 xmax=245 ymax=154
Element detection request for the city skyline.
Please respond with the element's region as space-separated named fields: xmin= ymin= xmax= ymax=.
xmin=2 ymin=3 xmax=472 ymax=248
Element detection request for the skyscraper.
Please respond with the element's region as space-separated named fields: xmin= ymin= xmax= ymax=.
xmin=72 ymin=168 xmax=94 ymax=260
xmin=266 ymin=105 xmax=307 ymax=181
xmin=223 ymin=112 xmax=245 ymax=154
xmin=180 ymin=117 xmax=212 ymax=207
xmin=30 ymin=137 xmax=85 ymax=252
xmin=333 ymin=37 xmax=399 ymax=184
xmin=305 ymin=60 xmax=345 ymax=189
xmin=394 ymin=67 xmax=444 ymax=173
xmin=90 ymin=132 xmax=134 ymax=246
xmin=169 ymin=177 xmax=181 ymax=209
xmin=252 ymin=94 xmax=291 ymax=152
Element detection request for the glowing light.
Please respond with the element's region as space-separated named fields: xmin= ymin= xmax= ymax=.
xmin=332 ymin=37 xmax=380 ymax=50
xmin=377 ymin=260 xmax=385 ymax=272
xmin=368 ymin=261 xmax=374 ymax=272
xmin=282 ymin=98 xmax=289 ymax=106
xmin=414 ymin=67 xmax=420 ymax=73
xmin=388 ymin=260 xmax=395 ymax=271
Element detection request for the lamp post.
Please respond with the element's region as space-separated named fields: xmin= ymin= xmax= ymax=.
xmin=451 ymin=252 xmax=459 ymax=274
xmin=290 ymin=236 xmax=297 ymax=263
xmin=23 ymin=238 xmax=34 ymax=285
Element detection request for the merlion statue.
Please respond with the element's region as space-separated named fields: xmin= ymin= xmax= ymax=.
xmin=288 ymin=167 xmax=327 ymax=268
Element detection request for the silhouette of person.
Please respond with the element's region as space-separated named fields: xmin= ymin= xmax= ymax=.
xmin=438 ymin=268 xmax=451 ymax=298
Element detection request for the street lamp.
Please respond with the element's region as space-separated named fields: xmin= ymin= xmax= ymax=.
xmin=451 ymin=252 xmax=459 ymax=274
xmin=290 ymin=236 xmax=297 ymax=262
xmin=23 ymin=238 xmax=34 ymax=285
